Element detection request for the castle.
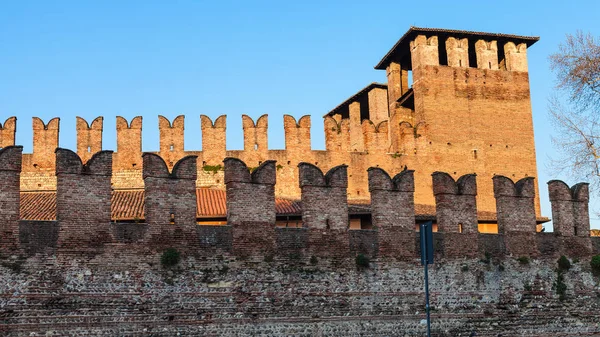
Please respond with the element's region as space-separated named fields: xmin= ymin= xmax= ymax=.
xmin=4 ymin=27 xmax=599 ymax=336
xmin=3 ymin=27 xmax=544 ymax=232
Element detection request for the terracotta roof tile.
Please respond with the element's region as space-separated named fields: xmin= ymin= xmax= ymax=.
xmin=20 ymin=192 xmax=56 ymax=221
xmin=18 ymin=189 xmax=548 ymax=223
xmin=19 ymin=189 xmax=303 ymax=221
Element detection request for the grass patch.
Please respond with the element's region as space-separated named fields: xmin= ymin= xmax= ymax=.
xmin=355 ymin=254 xmax=370 ymax=269
xmin=161 ymin=248 xmax=181 ymax=268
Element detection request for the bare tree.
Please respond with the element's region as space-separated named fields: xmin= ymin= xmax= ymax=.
xmin=549 ymin=31 xmax=600 ymax=189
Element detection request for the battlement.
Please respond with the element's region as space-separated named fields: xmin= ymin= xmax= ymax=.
xmin=1 ymin=149 xmax=591 ymax=260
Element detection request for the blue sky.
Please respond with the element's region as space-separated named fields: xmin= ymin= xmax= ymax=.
xmin=1 ymin=1 xmax=599 ymax=228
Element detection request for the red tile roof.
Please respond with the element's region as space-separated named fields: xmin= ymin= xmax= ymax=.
xmin=19 ymin=189 xmax=548 ymax=223
xmin=20 ymin=189 xmax=303 ymax=221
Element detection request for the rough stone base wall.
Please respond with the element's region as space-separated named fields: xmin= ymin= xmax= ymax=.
xmin=561 ymin=236 xmax=593 ymax=258
xmin=111 ymin=223 xmax=147 ymax=243
xmin=439 ymin=232 xmax=479 ymax=258
xmin=276 ymin=227 xmax=308 ymax=258
xmin=378 ymin=227 xmax=416 ymax=258
xmin=2 ymin=255 xmax=600 ymax=336
xmin=18 ymin=220 xmax=59 ymax=256
xmin=349 ymin=229 xmax=378 ymax=258
xmin=196 ymin=225 xmax=232 ymax=251
xmin=308 ymin=228 xmax=349 ymax=258
xmin=478 ymin=234 xmax=506 ymax=257
xmin=232 ymin=221 xmax=275 ymax=257
xmin=505 ymin=232 xmax=538 ymax=257
xmin=144 ymin=224 xmax=200 ymax=253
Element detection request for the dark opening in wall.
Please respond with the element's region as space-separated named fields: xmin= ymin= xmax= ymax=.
xmin=498 ymin=45 xmax=507 ymax=70
xmin=473 ymin=149 xmax=478 ymax=159
xmin=438 ymin=40 xmax=448 ymax=66
xmin=468 ymin=39 xmax=478 ymax=68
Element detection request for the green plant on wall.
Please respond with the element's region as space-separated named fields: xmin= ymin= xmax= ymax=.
xmin=161 ymin=248 xmax=181 ymax=268
xmin=202 ymin=164 xmax=222 ymax=174
xmin=355 ymin=254 xmax=370 ymax=269
xmin=591 ymin=255 xmax=600 ymax=275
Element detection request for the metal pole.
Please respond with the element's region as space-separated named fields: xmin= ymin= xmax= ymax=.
xmin=424 ymin=260 xmax=431 ymax=337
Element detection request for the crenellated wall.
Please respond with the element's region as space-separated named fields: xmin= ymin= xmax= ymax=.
xmin=158 ymin=115 xmax=186 ymax=169
xmin=299 ymin=163 xmax=349 ymax=257
xmin=0 ymin=117 xmax=16 ymax=148
xmin=368 ymin=167 xmax=415 ymax=257
xmin=0 ymin=146 xmax=595 ymax=262
xmin=432 ymin=172 xmax=479 ymax=257
xmin=76 ymin=116 xmax=103 ymax=163
xmin=224 ymin=158 xmax=276 ymax=256
xmin=0 ymin=146 xmax=23 ymax=254
xmin=143 ymin=153 xmax=198 ymax=248
xmin=55 ymin=148 xmax=113 ymax=255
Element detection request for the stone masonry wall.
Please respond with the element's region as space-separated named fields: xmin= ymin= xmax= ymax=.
xmin=3 ymin=251 xmax=600 ymax=336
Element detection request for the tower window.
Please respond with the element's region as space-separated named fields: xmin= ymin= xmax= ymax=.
xmin=473 ymin=149 xmax=478 ymax=159
xmin=458 ymin=223 xmax=463 ymax=233
xmin=170 ymin=144 xmax=174 ymax=152
xmin=87 ymin=146 xmax=91 ymax=153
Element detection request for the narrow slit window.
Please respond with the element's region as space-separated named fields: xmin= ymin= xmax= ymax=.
xmin=458 ymin=223 xmax=463 ymax=233
xmin=87 ymin=146 xmax=91 ymax=153
xmin=170 ymin=144 xmax=174 ymax=152
xmin=473 ymin=149 xmax=478 ymax=159
xmin=170 ymin=212 xmax=175 ymax=225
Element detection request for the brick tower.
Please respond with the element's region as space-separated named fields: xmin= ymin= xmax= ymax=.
xmin=326 ymin=27 xmax=541 ymax=224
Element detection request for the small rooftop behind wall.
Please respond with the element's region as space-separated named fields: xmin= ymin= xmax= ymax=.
xmin=325 ymin=83 xmax=389 ymax=124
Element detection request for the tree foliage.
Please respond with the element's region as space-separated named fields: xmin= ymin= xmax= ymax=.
xmin=549 ymin=31 xmax=600 ymax=188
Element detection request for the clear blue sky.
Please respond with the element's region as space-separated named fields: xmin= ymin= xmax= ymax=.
xmin=1 ymin=1 xmax=599 ymax=228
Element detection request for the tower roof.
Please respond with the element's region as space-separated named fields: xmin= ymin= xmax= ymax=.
xmin=324 ymin=82 xmax=387 ymax=117
xmin=374 ymin=26 xmax=540 ymax=70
